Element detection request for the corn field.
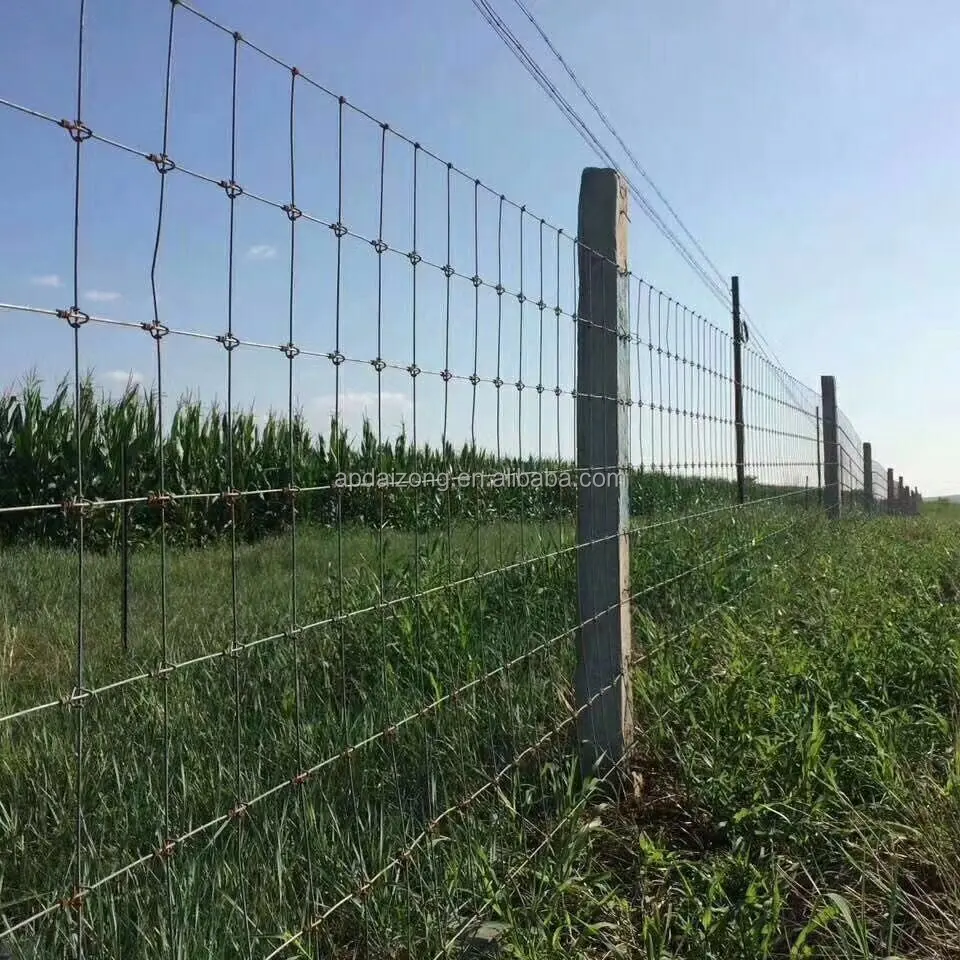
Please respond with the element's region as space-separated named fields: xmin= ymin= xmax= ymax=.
xmin=0 ymin=377 xmax=764 ymax=551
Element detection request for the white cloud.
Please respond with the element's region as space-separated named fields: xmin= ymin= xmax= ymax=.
xmin=30 ymin=274 xmax=62 ymax=288
xmin=104 ymin=370 xmax=144 ymax=388
xmin=312 ymin=391 xmax=411 ymax=417
xmin=309 ymin=391 xmax=411 ymax=437
xmin=85 ymin=290 xmax=121 ymax=302
xmin=246 ymin=244 xmax=277 ymax=261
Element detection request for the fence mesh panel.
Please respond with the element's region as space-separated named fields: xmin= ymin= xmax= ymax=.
xmin=0 ymin=3 xmax=919 ymax=956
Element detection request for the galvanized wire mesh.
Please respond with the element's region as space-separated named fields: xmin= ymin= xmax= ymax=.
xmin=0 ymin=2 xmax=920 ymax=957
xmin=872 ymin=456 xmax=890 ymax=513
xmin=836 ymin=407 xmax=864 ymax=511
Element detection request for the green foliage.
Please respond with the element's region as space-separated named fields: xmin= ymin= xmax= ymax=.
xmin=0 ymin=376 xmax=762 ymax=550
xmin=2 ymin=377 xmax=955 ymax=958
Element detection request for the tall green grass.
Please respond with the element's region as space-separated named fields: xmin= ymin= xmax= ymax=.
xmin=0 ymin=477 xmax=822 ymax=957
xmin=4 ymin=375 xmax=942 ymax=959
xmin=4 ymin=510 xmax=958 ymax=958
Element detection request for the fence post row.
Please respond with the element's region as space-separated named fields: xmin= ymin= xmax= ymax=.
xmin=731 ymin=275 xmax=746 ymax=506
xmin=862 ymin=442 xmax=872 ymax=512
xmin=820 ymin=375 xmax=840 ymax=519
xmin=574 ymin=167 xmax=634 ymax=786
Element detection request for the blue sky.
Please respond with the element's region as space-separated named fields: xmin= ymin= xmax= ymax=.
xmin=1 ymin=0 xmax=957 ymax=495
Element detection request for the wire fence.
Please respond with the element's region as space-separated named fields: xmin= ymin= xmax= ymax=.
xmin=872 ymin=458 xmax=890 ymax=511
xmin=837 ymin=406 xmax=864 ymax=511
xmin=0 ymin=2 xmax=923 ymax=957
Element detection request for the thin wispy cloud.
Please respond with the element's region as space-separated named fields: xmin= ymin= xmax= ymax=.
xmin=310 ymin=391 xmax=412 ymax=436
xmin=85 ymin=290 xmax=121 ymax=303
xmin=30 ymin=274 xmax=62 ymax=288
xmin=246 ymin=244 xmax=277 ymax=261
xmin=104 ymin=369 xmax=144 ymax=388
xmin=312 ymin=392 xmax=411 ymax=416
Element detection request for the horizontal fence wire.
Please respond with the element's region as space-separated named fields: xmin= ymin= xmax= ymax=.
xmin=0 ymin=2 xmax=919 ymax=957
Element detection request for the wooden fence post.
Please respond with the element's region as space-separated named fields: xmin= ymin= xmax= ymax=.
xmin=575 ymin=168 xmax=633 ymax=785
xmin=821 ymin=376 xmax=840 ymax=519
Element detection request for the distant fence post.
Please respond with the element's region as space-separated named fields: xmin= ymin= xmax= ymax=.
xmin=886 ymin=467 xmax=895 ymax=514
xmin=862 ymin=442 xmax=872 ymax=513
xmin=820 ymin=376 xmax=840 ymax=519
xmin=815 ymin=406 xmax=822 ymax=508
xmin=731 ymin=275 xmax=746 ymax=505
xmin=574 ymin=167 xmax=633 ymax=785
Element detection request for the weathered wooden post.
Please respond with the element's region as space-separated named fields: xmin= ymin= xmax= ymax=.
xmin=575 ymin=168 xmax=633 ymax=786
xmin=821 ymin=376 xmax=840 ymax=520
